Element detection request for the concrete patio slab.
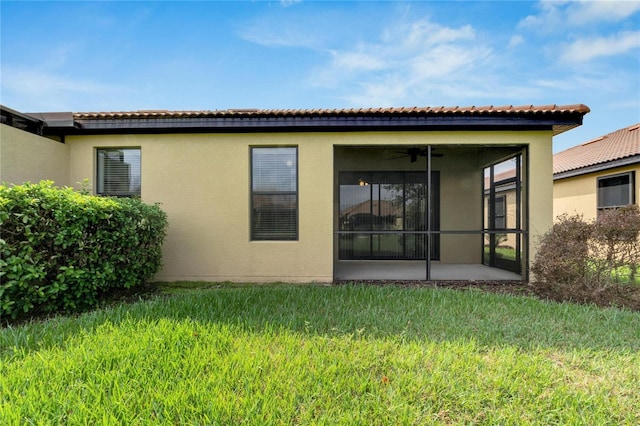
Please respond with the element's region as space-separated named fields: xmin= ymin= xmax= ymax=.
xmin=334 ymin=260 xmax=522 ymax=281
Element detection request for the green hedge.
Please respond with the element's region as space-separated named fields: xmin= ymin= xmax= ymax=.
xmin=0 ymin=181 xmax=168 ymax=319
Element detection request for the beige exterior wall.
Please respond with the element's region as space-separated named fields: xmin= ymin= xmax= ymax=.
xmin=67 ymin=133 xmax=334 ymax=282
xmin=527 ymin=136 xmax=554 ymax=273
xmin=553 ymin=164 xmax=640 ymax=222
xmin=0 ymin=124 xmax=69 ymax=186
xmin=64 ymin=129 xmax=552 ymax=282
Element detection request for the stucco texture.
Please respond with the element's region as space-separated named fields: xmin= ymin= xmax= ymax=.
xmin=64 ymin=130 xmax=552 ymax=282
xmin=553 ymin=164 xmax=640 ymax=222
xmin=0 ymin=124 xmax=69 ymax=186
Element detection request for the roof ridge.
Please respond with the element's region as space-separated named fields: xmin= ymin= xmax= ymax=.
xmin=72 ymin=103 xmax=591 ymax=118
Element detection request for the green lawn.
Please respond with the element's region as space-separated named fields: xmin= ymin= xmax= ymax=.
xmin=483 ymin=245 xmax=517 ymax=263
xmin=1 ymin=283 xmax=639 ymax=425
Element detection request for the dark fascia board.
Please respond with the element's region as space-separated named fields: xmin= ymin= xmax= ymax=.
xmin=554 ymin=155 xmax=640 ymax=180
xmin=1 ymin=105 xmax=45 ymax=135
xmin=48 ymin=113 xmax=585 ymax=136
xmin=1 ymin=105 xmax=42 ymax=124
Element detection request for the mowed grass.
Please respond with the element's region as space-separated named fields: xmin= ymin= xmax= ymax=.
xmin=1 ymin=284 xmax=639 ymax=425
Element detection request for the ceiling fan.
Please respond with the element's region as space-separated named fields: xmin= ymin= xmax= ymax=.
xmin=389 ymin=147 xmax=443 ymax=162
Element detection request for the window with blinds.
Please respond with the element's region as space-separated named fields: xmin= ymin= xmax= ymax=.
xmin=96 ymin=148 xmax=141 ymax=197
xmin=597 ymin=172 xmax=635 ymax=211
xmin=251 ymin=147 xmax=298 ymax=240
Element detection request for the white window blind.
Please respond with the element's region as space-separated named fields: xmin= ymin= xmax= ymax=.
xmin=251 ymin=147 xmax=298 ymax=240
xmin=97 ymin=148 xmax=141 ymax=197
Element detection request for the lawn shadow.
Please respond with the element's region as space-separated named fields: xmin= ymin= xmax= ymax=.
xmin=3 ymin=282 xmax=640 ymax=357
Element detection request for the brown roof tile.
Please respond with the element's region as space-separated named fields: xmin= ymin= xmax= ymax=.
xmin=553 ymin=123 xmax=640 ymax=175
xmin=73 ymin=104 xmax=590 ymax=120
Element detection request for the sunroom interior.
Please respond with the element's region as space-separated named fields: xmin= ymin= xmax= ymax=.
xmin=333 ymin=145 xmax=526 ymax=281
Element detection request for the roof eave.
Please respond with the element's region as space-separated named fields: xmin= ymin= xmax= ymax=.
xmin=554 ymin=154 xmax=640 ymax=180
xmin=47 ymin=113 xmax=586 ymax=135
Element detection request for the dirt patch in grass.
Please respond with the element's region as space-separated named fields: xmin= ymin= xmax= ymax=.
xmin=1 ymin=283 xmax=164 ymax=327
xmin=334 ymin=280 xmax=640 ymax=312
xmin=334 ymin=280 xmax=533 ymax=295
xmin=529 ymin=281 xmax=640 ymax=312
xmin=89 ymin=280 xmax=640 ymax=313
xmin=98 ymin=282 xmax=164 ymax=305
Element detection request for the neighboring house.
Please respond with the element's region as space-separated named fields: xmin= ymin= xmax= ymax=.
xmin=1 ymin=104 xmax=590 ymax=282
xmin=553 ymin=123 xmax=640 ymax=221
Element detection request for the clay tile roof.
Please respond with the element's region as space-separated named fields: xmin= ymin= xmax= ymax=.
xmin=72 ymin=104 xmax=590 ymax=120
xmin=553 ymin=123 xmax=640 ymax=175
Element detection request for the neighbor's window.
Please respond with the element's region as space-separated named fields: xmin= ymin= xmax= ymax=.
xmin=597 ymin=172 xmax=635 ymax=212
xmin=494 ymin=195 xmax=507 ymax=229
xmin=96 ymin=148 xmax=141 ymax=197
xmin=251 ymin=147 xmax=298 ymax=240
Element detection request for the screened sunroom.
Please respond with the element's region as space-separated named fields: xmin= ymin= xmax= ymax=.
xmin=334 ymin=144 xmax=526 ymax=281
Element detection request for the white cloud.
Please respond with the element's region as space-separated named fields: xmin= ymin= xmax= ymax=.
xmin=408 ymin=45 xmax=492 ymax=80
xmin=393 ymin=20 xmax=475 ymax=48
xmin=519 ymin=0 xmax=640 ymax=31
xmin=1 ymin=67 xmax=132 ymax=111
xmin=560 ymin=31 xmax=640 ymax=62
xmin=345 ymin=76 xmax=410 ymax=107
xmin=236 ymin=12 xmax=330 ymax=49
xmin=517 ymin=1 xmax=566 ymax=32
xmin=238 ymin=25 xmax=318 ymax=48
xmin=508 ymin=35 xmax=524 ymax=49
xmin=532 ymin=72 xmax=630 ymax=103
xmin=280 ymin=0 xmax=302 ymax=7
xmin=307 ymin=18 xmax=504 ymax=107
xmin=329 ymin=49 xmax=387 ymax=72
xmin=566 ymin=0 xmax=640 ymax=26
xmin=238 ymin=4 xmax=637 ymax=110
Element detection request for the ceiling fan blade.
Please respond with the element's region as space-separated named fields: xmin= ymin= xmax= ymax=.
xmin=387 ymin=147 xmax=444 ymax=161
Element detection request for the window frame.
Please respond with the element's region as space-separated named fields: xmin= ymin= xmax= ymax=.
xmin=597 ymin=171 xmax=635 ymax=212
xmin=96 ymin=147 xmax=141 ymax=198
xmin=250 ymin=146 xmax=299 ymax=241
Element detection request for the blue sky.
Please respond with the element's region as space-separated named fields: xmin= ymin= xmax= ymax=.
xmin=1 ymin=1 xmax=639 ymax=152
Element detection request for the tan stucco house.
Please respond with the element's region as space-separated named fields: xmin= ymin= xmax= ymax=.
xmin=1 ymin=104 xmax=590 ymax=282
xmin=554 ymin=123 xmax=640 ymax=221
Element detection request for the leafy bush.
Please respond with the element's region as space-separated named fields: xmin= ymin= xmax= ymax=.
xmin=0 ymin=181 xmax=168 ymax=319
xmin=532 ymin=205 xmax=640 ymax=289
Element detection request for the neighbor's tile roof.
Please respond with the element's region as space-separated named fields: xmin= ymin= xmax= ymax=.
xmin=73 ymin=104 xmax=590 ymax=119
xmin=553 ymin=123 xmax=640 ymax=175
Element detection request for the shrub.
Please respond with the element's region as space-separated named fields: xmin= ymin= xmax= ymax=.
xmin=0 ymin=181 xmax=168 ymax=319
xmin=531 ymin=213 xmax=592 ymax=286
xmin=532 ymin=206 xmax=640 ymax=289
xmin=591 ymin=205 xmax=640 ymax=284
